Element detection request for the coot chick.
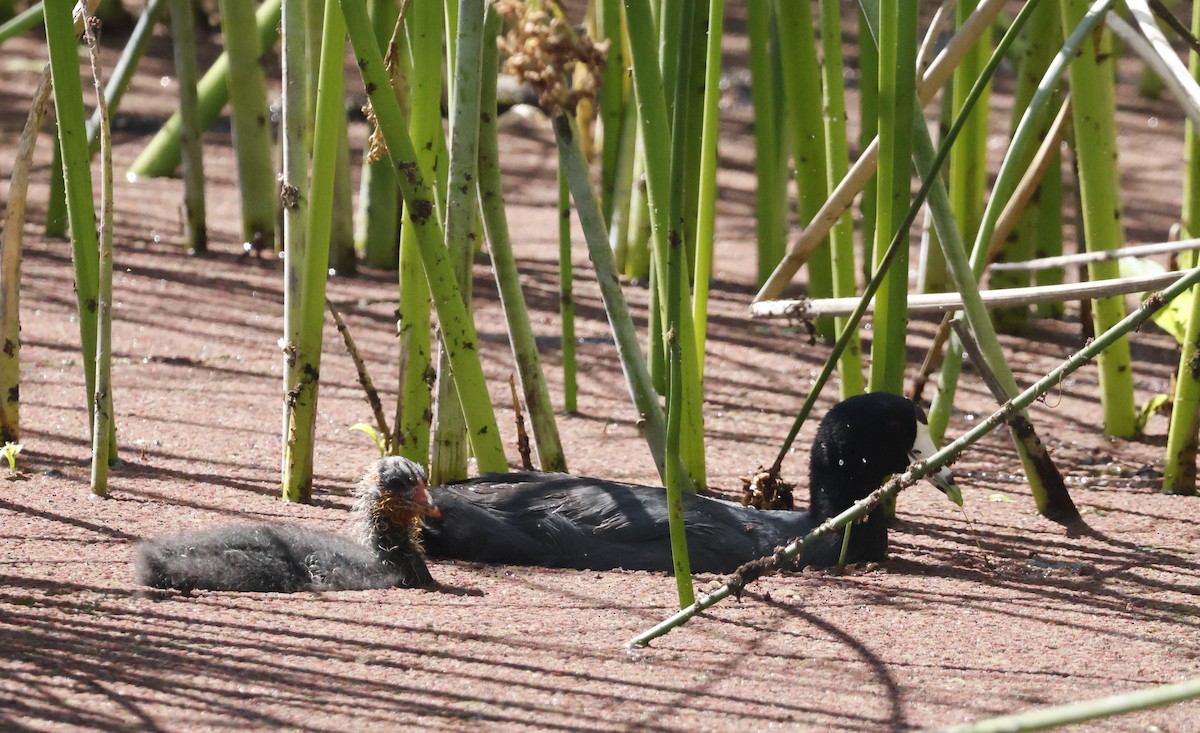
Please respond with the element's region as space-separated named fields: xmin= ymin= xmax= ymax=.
xmin=422 ymin=392 xmax=959 ymax=573
xmin=135 ymin=457 xmax=440 ymax=592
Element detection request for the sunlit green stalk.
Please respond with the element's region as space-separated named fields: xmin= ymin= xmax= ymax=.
xmin=554 ymin=114 xmax=688 ymax=492
xmin=128 ymin=0 xmax=282 ymax=179
xmin=607 ymin=99 xmax=639 ymax=273
xmin=596 ymin=0 xmax=624 ymax=224
xmin=1163 ymin=0 xmax=1200 ymax=495
xmin=691 ymin=0 xmax=722 ymax=368
xmin=777 ymin=0 xmax=832 ymax=341
xmin=557 ymin=161 xmax=578 ymax=413
xmin=991 ymin=0 xmax=1059 ymax=332
xmin=355 ymin=0 xmax=401 ymax=269
xmin=942 ymin=0 xmax=992 ymax=294
xmin=625 ymin=0 xmax=704 ymax=487
xmin=939 ymin=675 xmax=1200 ymax=733
xmin=746 ymin=0 xmax=786 ymax=284
xmin=45 ymin=133 xmax=65 ymax=237
xmin=475 ymin=9 xmax=566 ymax=470
xmin=283 ymin=0 xmax=343 ymax=503
xmin=328 ymin=120 xmax=358 ymax=273
xmin=43 ymin=0 xmax=101 ymax=431
xmin=84 ymin=19 xmax=113 ymax=496
xmin=623 ymin=130 xmax=651 ymax=280
xmin=857 ymin=5 xmax=878 ymax=276
xmin=394 ymin=0 xmax=441 ymax=466
xmin=279 ymin=0 xmax=307 ymax=477
xmin=170 ymin=0 xmax=206 ymax=254
xmin=817 ymin=0 xmax=863 ymax=398
xmin=342 ymin=0 xmax=507 ymax=472
xmin=661 ymin=0 xmax=699 ymax=606
xmin=431 ymin=0 xmax=486 ymax=485
xmin=866 ymin=1 xmax=917 ymax=396
xmin=1060 ymin=0 xmax=1135 ymax=438
xmin=217 ymin=0 xmax=277 ymax=251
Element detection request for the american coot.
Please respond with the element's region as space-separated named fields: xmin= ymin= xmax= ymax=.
xmin=421 ymin=392 xmax=960 ymax=573
xmin=135 ymin=458 xmax=439 ymax=592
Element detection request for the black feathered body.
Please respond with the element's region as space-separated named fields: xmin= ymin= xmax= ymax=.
xmin=422 ymin=473 xmax=872 ymax=573
xmin=422 ymin=392 xmax=927 ymax=573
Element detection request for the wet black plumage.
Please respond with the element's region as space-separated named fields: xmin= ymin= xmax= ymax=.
xmin=134 ymin=457 xmax=438 ymax=592
xmin=421 ymin=392 xmax=958 ymax=573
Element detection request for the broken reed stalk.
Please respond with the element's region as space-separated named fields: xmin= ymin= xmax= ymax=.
xmin=628 ymin=265 xmax=1200 ymax=648
xmin=1109 ymin=5 xmax=1200 ymax=129
xmin=84 ymin=13 xmax=114 ymax=495
xmin=0 ymin=66 xmax=51 ymax=444
xmin=989 ymin=238 xmax=1200 ymax=272
xmin=509 ymin=376 xmax=533 ymax=471
xmin=327 ymin=300 xmax=391 ymax=451
xmin=751 ymin=271 xmax=1188 ymax=319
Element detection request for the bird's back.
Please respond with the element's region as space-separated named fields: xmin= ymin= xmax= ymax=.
xmin=423 ymin=473 xmax=819 ymax=573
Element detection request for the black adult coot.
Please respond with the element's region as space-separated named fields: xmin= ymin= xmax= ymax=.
xmin=134 ymin=457 xmax=440 ymax=592
xmin=421 ymin=392 xmax=960 ymax=573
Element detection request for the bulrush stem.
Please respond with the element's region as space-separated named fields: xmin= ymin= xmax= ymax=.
xmin=476 ymin=6 xmax=566 ymax=471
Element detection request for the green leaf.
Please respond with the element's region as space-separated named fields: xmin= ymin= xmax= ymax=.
xmin=1118 ymin=257 xmax=1191 ymax=343
xmin=350 ymin=423 xmax=385 ymax=457
xmin=1136 ymin=393 xmax=1171 ymax=434
xmin=1 ymin=442 xmax=22 ymax=473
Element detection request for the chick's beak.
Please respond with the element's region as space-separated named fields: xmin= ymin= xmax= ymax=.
xmin=412 ymin=481 xmax=441 ymax=519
